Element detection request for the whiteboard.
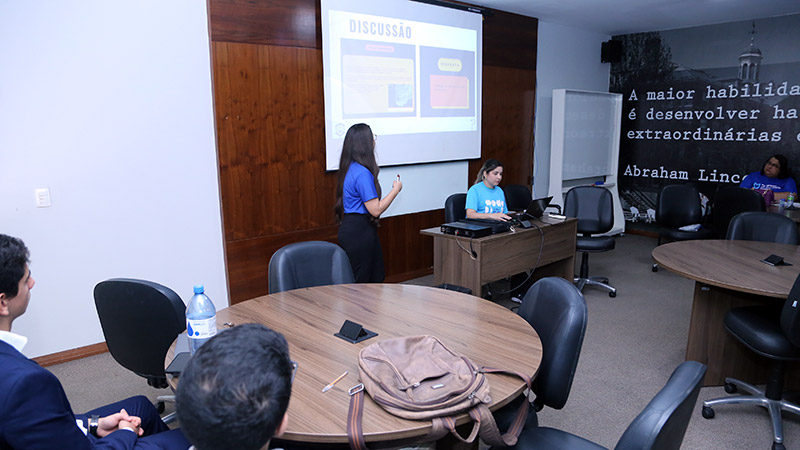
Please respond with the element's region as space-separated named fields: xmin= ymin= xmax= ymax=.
xmin=557 ymin=90 xmax=621 ymax=180
xmin=549 ymin=89 xmax=625 ymax=235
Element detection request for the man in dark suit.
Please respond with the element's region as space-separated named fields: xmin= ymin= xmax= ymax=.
xmin=0 ymin=234 xmax=190 ymax=449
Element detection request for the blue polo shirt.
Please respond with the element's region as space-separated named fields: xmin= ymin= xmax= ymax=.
xmin=343 ymin=162 xmax=378 ymax=214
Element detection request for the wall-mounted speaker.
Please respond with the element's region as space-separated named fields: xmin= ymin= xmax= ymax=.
xmin=601 ymin=40 xmax=623 ymax=63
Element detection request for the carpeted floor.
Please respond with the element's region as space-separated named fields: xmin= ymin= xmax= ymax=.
xmin=49 ymin=233 xmax=799 ymax=449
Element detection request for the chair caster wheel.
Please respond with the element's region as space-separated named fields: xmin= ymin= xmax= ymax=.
xmin=772 ymin=442 xmax=785 ymax=450
xmin=609 ymin=291 xmax=617 ymax=298
xmin=156 ymin=401 xmax=165 ymax=414
xmin=702 ymin=406 xmax=715 ymax=419
xmin=652 ymin=265 xmax=658 ymax=272
xmin=724 ymin=382 xmax=737 ymax=394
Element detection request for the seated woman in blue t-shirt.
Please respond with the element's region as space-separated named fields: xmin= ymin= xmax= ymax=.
xmin=739 ymin=154 xmax=797 ymax=200
xmin=465 ymin=159 xmax=512 ymax=221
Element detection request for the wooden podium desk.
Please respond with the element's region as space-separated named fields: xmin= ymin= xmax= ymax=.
xmin=652 ymin=240 xmax=800 ymax=387
xmin=421 ymin=216 xmax=577 ymax=296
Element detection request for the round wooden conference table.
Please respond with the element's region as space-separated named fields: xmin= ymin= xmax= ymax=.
xmin=167 ymin=284 xmax=542 ymax=448
xmin=652 ymin=240 xmax=800 ymax=387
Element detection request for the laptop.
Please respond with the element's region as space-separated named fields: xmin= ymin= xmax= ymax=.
xmin=510 ymin=196 xmax=553 ymax=220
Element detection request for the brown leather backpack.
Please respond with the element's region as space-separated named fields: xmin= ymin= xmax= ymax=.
xmin=347 ymin=335 xmax=531 ymax=449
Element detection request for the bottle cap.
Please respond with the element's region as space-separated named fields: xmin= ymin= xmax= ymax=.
xmin=193 ymin=285 xmax=205 ymax=294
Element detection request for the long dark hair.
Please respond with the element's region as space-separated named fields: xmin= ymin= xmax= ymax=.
xmin=761 ymin=154 xmax=790 ymax=179
xmin=334 ymin=123 xmax=381 ymax=221
xmin=473 ymin=159 xmax=503 ymax=185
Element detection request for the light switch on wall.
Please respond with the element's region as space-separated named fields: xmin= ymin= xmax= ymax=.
xmin=35 ymin=188 xmax=51 ymax=207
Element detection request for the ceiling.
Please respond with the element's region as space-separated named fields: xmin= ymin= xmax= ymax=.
xmin=469 ymin=0 xmax=800 ymax=35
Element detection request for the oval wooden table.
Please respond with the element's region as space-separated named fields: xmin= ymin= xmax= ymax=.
xmin=167 ymin=284 xmax=542 ymax=448
xmin=652 ymin=240 xmax=800 ymax=386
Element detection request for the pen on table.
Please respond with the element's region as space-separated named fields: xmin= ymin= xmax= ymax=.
xmin=322 ymin=370 xmax=348 ymax=393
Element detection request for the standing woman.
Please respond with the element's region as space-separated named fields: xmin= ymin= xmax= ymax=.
xmin=466 ymin=159 xmax=511 ymax=221
xmin=335 ymin=123 xmax=403 ymax=282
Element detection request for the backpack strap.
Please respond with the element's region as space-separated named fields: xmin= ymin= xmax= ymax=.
xmin=440 ymin=413 xmax=481 ymax=443
xmin=347 ymin=384 xmax=369 ymax=450
xmin=476 ymin=367 xmax=533 ymax=447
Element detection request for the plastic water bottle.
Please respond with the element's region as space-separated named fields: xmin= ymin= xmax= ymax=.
xmin=186 ymin=285 xmax=217 ymax=354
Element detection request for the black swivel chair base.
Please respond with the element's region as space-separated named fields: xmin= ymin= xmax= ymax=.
xmin=573 ymin=252 xmax=616 ymax=297
xmin=702 ymin=374 xmax=800 ymax=450
xmin=156 ymin=395 xmax=177 ymax=424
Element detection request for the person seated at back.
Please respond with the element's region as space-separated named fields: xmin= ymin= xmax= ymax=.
xmin=466 ymin=159 xmax=512 ymax=221
xmin=740 ymin=153 xmax=797 ymax=200
xmin=176 ymin=323 xmax=293 ymax=450
xmin=0 ymin=233 xmax=190 ymax=450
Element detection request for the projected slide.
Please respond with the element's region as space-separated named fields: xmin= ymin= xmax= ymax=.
xmin=322 ymin=0 xmax=482 ymax=170
xmin=341 ymin=39 xmax=416 ymax=117
xmin=420 ymin=46 xmax=475 ymax=116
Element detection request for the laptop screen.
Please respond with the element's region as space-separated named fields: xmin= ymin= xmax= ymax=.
xmin=525 ymin=196 xmax=553 ymax=218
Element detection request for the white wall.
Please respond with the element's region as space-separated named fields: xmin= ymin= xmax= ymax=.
xmin=533 ymin=21 xmax=611 ymax=197
xmin=0 ymin=1 xmax=227 ymax=358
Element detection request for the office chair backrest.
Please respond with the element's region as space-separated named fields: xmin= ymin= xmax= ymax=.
xmin=94 ymin=279 xmax=186 ymax=389
xmin=781 ymin=289 xmax=800 ymax=348
xmin=615 ymin=361 xmax=707 ymax=450
xmin=504 ymin=184 xmax=532 ymax=212
xmin=711 ymin=186 xmax=765 ymax=238
xmin=517 ymin=277 xmax=588 ymax=409
xmin=656 ymin=184 xmax=702 ymax=228
xmin=726 ymin=211 xmax=799 ymax=244
xmin=444 ymin=193 xmax=467 ymax=223
xmin=268 ymin=240 xmax=354 ymax=294
xmin=564 ymin=186 xmax=614 ymax=235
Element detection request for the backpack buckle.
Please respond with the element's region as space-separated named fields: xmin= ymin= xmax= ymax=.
xmin=349 ymin=383 xmax=364 ymax=396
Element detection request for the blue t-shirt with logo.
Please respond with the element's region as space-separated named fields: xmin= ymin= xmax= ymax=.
xmin=465 ymin=182 xmax=507 ymax=214
xmin=740 ymin=172 xmax=797 ymax=193
xmin=343 ymin=162 xmax=378 ymax=215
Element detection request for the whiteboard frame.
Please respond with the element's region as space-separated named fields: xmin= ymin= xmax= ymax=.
xmin=548 ymin=89 xmax=625 ymax=235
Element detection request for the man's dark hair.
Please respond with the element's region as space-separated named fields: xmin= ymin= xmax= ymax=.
xmin=0 ymin=234 xmax=30 ymax=298
xmin=176 ymin=323 xmax=292 ymax=450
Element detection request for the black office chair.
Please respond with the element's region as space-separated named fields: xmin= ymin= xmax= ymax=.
xmin=564 ymin=186 xmax=617 ymax=297
xmin=711 ymin=186 xmax=766 ymax=239
xmin=268 ymin=240 xmax=354 ymax=294
xmin=94 ymin=279 xmax=186 ymax=421
xmin=493 ymin=361 xmax=707 ymax=450
xmin=701 ymin=284 xmax=800 ymax=450
xmin=726 ymin=211 xmax=799 ymax=244
xmin=652 ymin=184 xmax=714 ymax=272
xmin=444 ymin=193 xmax=467 ymax=223
xmin=493 ymin=277 xmax=588 ymax=430
xmin=505 ymin=184 xmax=532 ymax=212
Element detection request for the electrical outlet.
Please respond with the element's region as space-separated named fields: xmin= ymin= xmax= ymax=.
xmin=35 ymin=188 xmax=51 ymax=207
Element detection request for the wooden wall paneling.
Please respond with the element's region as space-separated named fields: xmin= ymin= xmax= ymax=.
xmin=209 ymin=0 xmax=321 ymax=48
xmin=214 ymin=41 xmax=334 ymax=242
xmin=482 ymin=10 xmax=538 ymax=69
xmin=214 ymin=42 xmax=267 ymax=241
xmin=255 ymin=45 xmax=332 ymax=232
xmin=379 ymin=209 xmax=445 ymax=281
xmin=481 ymin=65 xmax=536 ymax=187
xmin=226 ymin=226 xmax=339 ymax=303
